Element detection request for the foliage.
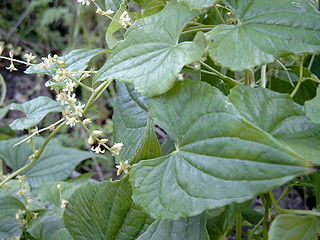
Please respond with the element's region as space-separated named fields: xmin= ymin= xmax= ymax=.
xmin=1 ymin=0 xmax=320 ymax=239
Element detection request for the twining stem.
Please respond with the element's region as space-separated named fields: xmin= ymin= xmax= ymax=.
xmin=290 ymin=57 xmax=305 ymax=98
xmin=262 ymin=194 xmax=271 ymax=240
xmin=276 ymin=60 xmax=294 ymax=87
xmin=248 ymin=217 xmax=264 ymax=240
xmin=269 ymin=191 xmax=320 ymax=217
xmin=181 ymin=27 xmax=215 ymax=35
xmin=236 ymin=214 xmax=242 ymax=240
xmin=308 ymin=55 xmax=315 ymax=70
xmin=260 ymin=65 xmax=267 ymax=88
xmin=199 ymin=61 xmax=239 ymax=86
xmin=0 ymin=121 xmax=65 ymax=187
xmin=0 ymin=74 xmax=7 ymax=106
xmin=214 ymin=5 xmax=225 ymax=24
xmin=67 ymin=75 xmax=93 ymax=92
xmin=13 ymin=118 xmax=65 ymax=147
xmin=0 ymin=56 xmax=34 ymax=66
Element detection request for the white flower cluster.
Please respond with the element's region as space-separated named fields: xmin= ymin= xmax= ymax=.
xmin=119 ymin=11 xmax=131 ymax=28
xmin=77 ymin=0 xmax=91 ymax=6
xmin=53 ymin=68 xmax=86 ymax=127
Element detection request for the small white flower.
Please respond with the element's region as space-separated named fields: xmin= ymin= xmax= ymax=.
xmin=92 ymin=130 xmax=103 ymax=136
xmin=115 ymin=160 xmax=130 ymax=176
xmin=6 ymin=62 xmax=18 ymax=72
xmin=63 ymin=81 xmax=76 ymax=93
xmin=110 ymin=142 xmax=123 ymax=156
xmin=67 ymin=93 xmax=77 ymax=106
xmin=99 ymin=138 xmax=108 ymax=144
xmin=96 ymin=7 xmax=114 ymax=16
xmin=9 ymin=50 xmax=14 ymax=58
xmin=77 ymin=0 xmax=90 ymax=5
xmin=74 ymin=102 xmax=85 ymax=117
xmin=24 ymin=52 xmax=36 ymax=63
xmin=119 ymin=11 xmax=131 ymax=27
xmin=66 ymin=116 xmax=80 ymax=127
xmin=61 ymin=199 xmax=69 ymax=208
xmin=82 ymin=118 xmax=92 ymax=125
xmin=91 ymin=144 xmax=105 ymax=154
xmin=56 ymin=92 xmax=68 ymax=105
xmin=0 ymin=46 xmax=4 ymax=55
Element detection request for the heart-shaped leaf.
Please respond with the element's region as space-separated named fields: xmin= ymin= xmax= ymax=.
xmin=130 ymin=81 xmax=313 ymax=220
xmin=94 ymin=2 xmax=204 ymax=96
xmin=177 ymin=0 xmax=218 ymax=10
xmin=205 ymin=0 xmax=320 ymax=71
xmin=9 ymin=96 xmax=61 ymax=130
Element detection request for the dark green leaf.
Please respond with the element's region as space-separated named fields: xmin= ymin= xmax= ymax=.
xmin=130 ymin=81 xmax=313 ymax=220
xmin=0 ymin=196 xmax=26 ymax=218
xmin=0 ymin=137 xmax=97 ymax=188
xmin=205 ymin=0 xmax=320 ymax=71
xmin=0 ymin=215 xmax=21 ymax=239
xmin=95 ymin=2 xmax=204 ymax=96
xmin=137 ymin=213 xmax=209 ymax=240
xmin=9 ymin=96 xmax=61 ymax=130
xmin=64 ymin=178 xmax=152 ymax=240
xmin=113 ymin=82 xmax=161 ymax=163
xmin=268 ymin=214 xmax=320 ymax=240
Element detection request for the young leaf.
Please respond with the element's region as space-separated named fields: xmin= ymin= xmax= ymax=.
xmin=105 ymin=3 xmax=127 ymax=49
xmin=113 ymin=82 xmax=161 ymax=163
xmin=0 ymin=137 xmax=98 ymax=188
xmin=63 ymin=178 xmax=153 ymax=240
xmin=9 ymin=96 xmax=61 ymax=130
xmin=177 ymin=0 xmax=218 ymax=10
xmin=205 ymin=0 xmax=320 ymax=71
xmin=130 ymin=81 xmax=313 ymax=220
xmin=94 ymin=2 xmax=204 ymax=96
xmin=229 ymin=85 xmax=320 ymax=165
xmin=137 ymin=213 xmax=209 ymax=240
xmin=268 ymin=214 xmax=320 ymax=240
xmin=305 ymin=86 xmax=320 ymax=124
xmin=25 ymin=49 xmax=106 ymax=75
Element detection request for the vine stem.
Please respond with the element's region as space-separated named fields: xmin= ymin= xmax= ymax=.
xmin=262 ymin=194 xmax=271 ymax=240
xmin=0 ymin=74 xmax=7 ymax=107
xmin=290 ymin=57 xmax=305 ymax=98
xmin=236 ymin=214 xmax=242 ymax=240
xmin=199 ymin=61 xmax=239 ymax=86
xmin=260 ymin=65 xmax=267 ymax=88
xmin=269 ymin=191 xmax=320 ymax=217
xmin=0 ymin=121 xmax=65 ymax=187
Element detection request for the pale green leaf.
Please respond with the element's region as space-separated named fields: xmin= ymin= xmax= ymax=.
xmin=106 ymin=3 xmax=127 ymax=49
xmin=9 ymin=96 xmax=61 ymax=130
xmin=48 ymin=228 xmax=73 ymax=240
xmin=0 ymin=137 xmax=97 ymax=188
xmin=229 ymin=85 xmax=320 ymax=165
xmin=130 ymin=81 xmax=313 ymax=220
xmin=95 ymin=2 xmax=204 ymax=96
xmin=0 ymin=196 xmax=26 ymax=218
xmin=305 ymin=86 xmax=320 ymax=124
xmin=64 ymin=178 xmax=152 ymax=240
xmin=113 ymin=82 xmax=161 ymax=163
xmin=177 ymin=0 xmax=218 ymax=10
xmin=0 ymin=215 xmax=21 ymax=239
xmin=25 ymin=49 xmax=105 ymax=75
xmin=205 ymin=0 xmax=320 ymax=71
xmin=135 ymin=0 xmax=165 ymax=10
xmin=105 ymin=0 xmax=122 ymax=12
xmin=137 ymin=213 xmax=209 ymax=240
xmin=268 ymin=214 xmax=320 ymax=240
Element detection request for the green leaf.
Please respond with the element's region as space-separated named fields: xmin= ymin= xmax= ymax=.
xmin=137 ymin=213 xmax=209 ymax=240
xmin=305 ymin=86 xmax=320 ymax=124
xmin=268 ymin=214 xmax=320 ymax=240
xmin=106 ymin=3 xmax=127 ymax=49
xmin=95 ymin=2 xmax=204 ymax=96
xmin=27 ymin=208 xmax=66 ymax=240
xmin=48 ymin=228 xmax=73 ymax=240
xmin=207 ymin=202 xmax=249 ymax=240
xmin=130 ymin=81 xmax=313 ymax=220
xmin=105 ymin=0 xmax=123 ymax=12
xmin=9 ymin=96 xmax=61 ymax=130
xmin=64 ymin=178 xmax=152 ymax=240
xmin=113 ymin=82 xmax=161 ymax=163
xmin=177 ymin=0 xmax=218 ymax=10
xmin=0 ymin=195 xmax=26 ymax=218
xmin=229 ymin=85 xmax=320 ymax=165
xmin=25 ymin=49 xmax=105 ymax=75
xmin=0 ymin=215 xmax=21 ymax=239
xmin=0 ymin=137 xmax=97 ymax=188
xmin=205 ymin=0 xmax=320 ymax=71
xmin=38 ymin=180 xmax=88 ymax=207
xmin=134 ymin=0 xmax=165 ymax=10
xmin=242 ymin=208 xmax=263 ymax=225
